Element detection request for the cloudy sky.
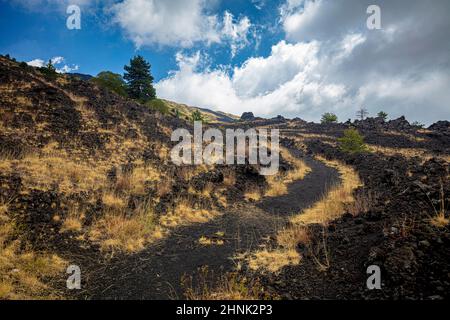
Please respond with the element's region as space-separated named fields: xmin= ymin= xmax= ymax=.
xmin=0 ymin=0 xmax=449 ymax=124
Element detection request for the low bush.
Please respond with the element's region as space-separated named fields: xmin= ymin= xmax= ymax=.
xmin=338 ymin=128 xmax=368 ymax=154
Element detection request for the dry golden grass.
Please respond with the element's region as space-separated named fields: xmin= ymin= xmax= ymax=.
xmin=10 ymin=152 xmax=108 ymax=194
xmin=430 ymin=215 xmax=449 ymax=228
xmin=283 ymin=149 xmax=312 ymax=182
xmin=15 ymin=96 xmax=33 ymax=107
xmin=244 ymin=190 xmax=262 ymax=202
xmin=247 ymin=249 xmax=300 ymax=274
xmin=60 ymin=203 xmax=86 ymax=233
xmin=369 ymin=144 xmax=450 ymax=162
xmin=104 ymin=133 xmax=151 ymax=165
xmin=156 ymin=143 xmax=170 ymax=161
xmin=157 ymin=178 xmax=173 ymax=198
xmin=199 ymin=236 xmax=224 ymax=246
xmin=429 ymin=182 xmax=449 ymax=228
xmin=222 ymin=169 xmax=236 ymax=187
xmin=113 ymin=164 xmax=161 ymax=195
xmin=242 ymin=225 xmax=311 ymax=274
xmin=290 ymin=133 xmax=337 ymax=148
xmin=264 ymin=178 xmax=288 ymax=197
xmin=131 ymin=165 xmax=161 ymax=184
xmin=89 ymin=202 xmax=163 ymax=254
xmin=291 ymin=156 xmax=362 ymax=225
xmin=216 ymin=192 xmax=228 ymax=208
xmin=56 ymin=76 xmax=70 ymax=86
xmin=0 ymin=200 xmax=9 ymax=217
xmin=0 ymin=198 xmax=10 ymax=221
xmin=178 ymin=165 xmax=210 ymax=182
xmin=201 ymin=182 xmax=214 ymax=198
xmin=183 ymin=268 xmax=264 ymax=300
xmin=160 ymin=199 xmax=220 ymax=228
xmin=276 ymin=225 xmax=310 ymax=250
xmin=0 ymin=203 xmax=67 ymax=299
xmin=384 ymin=130 xmax=427 ymax=143
xmin=295 ymin=133 xmax=336 ymax=140
xmin=265 ymin=147 xmax=311 ymax=197
xmin=61 ymin=217 xmax=83 ymax=233
xmin=102 ymin=191 xmax=126 ymax=209
xmin=245 ymin=156 xmax=361 ymax=274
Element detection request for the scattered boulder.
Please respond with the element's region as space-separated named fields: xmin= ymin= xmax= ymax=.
xmin=429 ymin=120 xmax=450 ymax=133
xmin=241 ymin=112 xmax=256 ymax=121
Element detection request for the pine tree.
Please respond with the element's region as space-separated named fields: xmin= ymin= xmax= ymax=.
xmin=41 ymin=59 xmax=57 ymax=81
xmin=321 ymin=112 xmax=338 ymax=124
xmin=377 ymin=111 xmax=388 ymax=121
xmin=123 ymin=55 xmax=156 ymax=102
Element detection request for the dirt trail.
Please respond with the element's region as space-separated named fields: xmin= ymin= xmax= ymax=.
xmin=78 ymin=152 xmax=339 ymax=299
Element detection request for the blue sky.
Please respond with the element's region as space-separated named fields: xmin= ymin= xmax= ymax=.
xmin=1 ymin=0 xmax=449 ymax=124
xmin=0 ymin=0 xmax=281 ymax=79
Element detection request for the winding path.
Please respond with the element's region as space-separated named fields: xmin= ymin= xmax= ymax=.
xmin=78 ymin=152 xmax=340 ymax=299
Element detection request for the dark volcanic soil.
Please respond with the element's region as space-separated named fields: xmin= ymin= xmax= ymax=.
xmin=263 ymin=133 xmax=449 ymax=300
xmin=1 ymin=55 xmax=449 ymax=300
xmin=74 ymin=154 xmax=339 ymax=299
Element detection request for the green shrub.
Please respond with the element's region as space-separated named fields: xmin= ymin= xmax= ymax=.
xmin=411 ymin=121 xmax=425 ymax=129
xmin=321 ymin=112 xmax=338 ymax=124
xmin=191 ymin=110 xmax=205 ymax=123
xmin=377 ymin=111 xmax=388 ymax=121
xmin=146 ymin=99 xmax=169 ymax=115
xmin=91 ymin=71 xmax=128 ymax=97
xmin=19 ymin=61 xmax=29 ymax=69
xmin=338 ymin=128 xmax=368 ymax=154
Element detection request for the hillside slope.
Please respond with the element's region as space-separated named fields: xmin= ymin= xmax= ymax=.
xmin=161 ymin=99 xmax=239 ymax=123
xmin=1 ymin=55 xmax=449 ymax=300
xmin=0 ymin=56 xmax=264 ymax=299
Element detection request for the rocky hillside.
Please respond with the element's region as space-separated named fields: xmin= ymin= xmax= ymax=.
xmin=162 ymin=99 xmax=239 ymax=123
xmin=0 ymin=54 xmax=448 ymax=300
xmin=0 ymin=56 xmax=264 ymax=299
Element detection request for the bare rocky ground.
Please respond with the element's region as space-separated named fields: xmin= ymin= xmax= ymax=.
xmin=73 ymin=155 xmax=339 ymax=299
xmin=259 ymin=121 xmax=449 ymax=300
xmin=1 ymin=55 xmax=449 ymax=300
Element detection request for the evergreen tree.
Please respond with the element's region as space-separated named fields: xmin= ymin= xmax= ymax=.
xmin=411 ymin=121 xmax=425 ymax=129
xmin=41 ymin=59 xmax=57 ymax=81
xmin=123 ymin=55 xmax=156 ymax=102
xmin=321 ymin=112 xmax=338 ymax=124
xmin=377 ymin=111 xmax=388 ymax=121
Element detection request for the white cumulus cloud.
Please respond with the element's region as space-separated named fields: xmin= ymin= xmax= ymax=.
xmin=156 ymin=0 xmax=450 ymax=124
xmin=156 ymin=40 xmax=352 ymax=120
xmin=112 ymin=0 xmax=252 ymax=54
xmin=27 ymin=59 xmax=45 ymax=68
xmin=27 ymin=56 xmax=79 ymax=74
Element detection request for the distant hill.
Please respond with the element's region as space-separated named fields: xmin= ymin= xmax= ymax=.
xmin=65 ymin=73 xmax=238 ymax=123
xmin=67 ymin=73 xmax=93 ymax=81
xmin=161 ymin=99 xmax=239 ymax=123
